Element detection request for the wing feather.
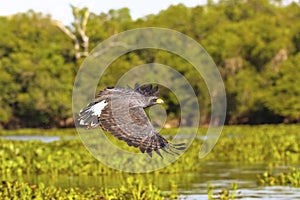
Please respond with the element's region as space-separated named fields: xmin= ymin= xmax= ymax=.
xmin=99 ymin=100 xmax=180 ymax=157
xmin=78 ymin=85 xmax=185 ymax=157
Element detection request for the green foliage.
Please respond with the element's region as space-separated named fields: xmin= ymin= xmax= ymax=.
xmin=207 ymin=182 xmax=238 ymax=200
xmin=204 ymin=125 xmax=300 ymax=165
xmin=0 ymin=11 xmax=73 ymax=127
xmin=0 ymin=52 xmax=19 ymax=124
xmin=257 ymin=168 xmax=300 ymax=187
xmin=1 ymin=0 xmax=300 ymax=127
xmin=0 ymin=125 xmax=299 ymax=178
xmin=226 ymin=67 xmax=264 ymax=123
xmin=263 ymin=53 xmax=300 ymax=122
xmin=0 ymin=125 xmax=299 ymax=198
xmin=0 ymin=179 xmax=241 ymax=199
xmin=0 ymin=179 xmax=172 ymax=200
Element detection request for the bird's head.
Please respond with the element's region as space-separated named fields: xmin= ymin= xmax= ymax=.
xmin=147 ymin=96 xmax=164 ymax=107
xmin=135 ymin=84 xmax=164 ymax=107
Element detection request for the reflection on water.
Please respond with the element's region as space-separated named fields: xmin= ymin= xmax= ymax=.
xmin=178 ymin=162 xmax=300 ymax=200
xmin=11 ymin=161 xmax=300 ymax=199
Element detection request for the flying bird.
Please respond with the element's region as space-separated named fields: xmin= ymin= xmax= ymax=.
xmin=78 ymin=84 xmax=185 ymax=157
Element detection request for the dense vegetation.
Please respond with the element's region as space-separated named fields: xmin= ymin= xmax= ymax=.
xmin=258 ymin=168 xmax=300 ymax=187
xmin=0 ymin=0 xmax=300 ymax=128
xmin=0 ymin=179 xmax=237 ymax=199
xmin=2 ymin=125 xmax=299 ymax=177
xmin=0 ymin=179 xmax=178 ymax=200
xmin=1 ymin=125 xmax=299 ymax=198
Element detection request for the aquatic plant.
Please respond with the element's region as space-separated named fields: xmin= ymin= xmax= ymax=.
xmin=1 ymin=125 xmax=300 ymax=199
xmin=0 ymin=179 xmax=175 ymax=200
xmin=203 ymin=125 xmax=300 ymax=166
xmin=207 ymin=182 xmax=238 ymax=200
xmin=257 ymin=167 xmax=300 ymax=187
xmin=1 ymin=125 xmax=300 ymax=178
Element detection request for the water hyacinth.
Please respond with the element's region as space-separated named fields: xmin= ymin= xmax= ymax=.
xmin=1 ymin=125 xmax=300 ymax=199
xmin=0 ymin=179 xmax=175 ymax=200
xmin=257 ymin=168 xmax=300 ymax=187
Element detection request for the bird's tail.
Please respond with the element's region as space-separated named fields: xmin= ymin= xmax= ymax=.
xmin=138 ymin=133 xmax=185 ymax=158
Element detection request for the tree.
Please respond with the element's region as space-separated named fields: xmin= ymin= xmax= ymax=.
xmin=53 ymin=5 xmax=90 ymax=62
xmin=1 ymin=0 xmax=300 ymax=127
xmin=0 ymin=11 xmax=74 ymax=128
xmin=263 ymin=53 xmax=300 ymax=122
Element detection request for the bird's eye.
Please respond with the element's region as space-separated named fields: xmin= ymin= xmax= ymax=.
xmin=152 ymin=98 xmax=158 ymax=102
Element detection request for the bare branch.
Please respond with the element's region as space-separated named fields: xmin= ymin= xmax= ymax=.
xmin=53 ymin=20 xmax=76 ymax=41
xmin=53 ymin=6 xmax=90 ymax=61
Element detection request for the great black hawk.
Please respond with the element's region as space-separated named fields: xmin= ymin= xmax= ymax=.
xmin=78 ymin=84 xmax=184 ymax=157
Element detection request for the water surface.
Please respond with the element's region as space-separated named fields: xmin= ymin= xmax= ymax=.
xmin=15 ymin=161 xmax=300 ymax=199
xmin=2 ymin=135 xmax=300 ymax=199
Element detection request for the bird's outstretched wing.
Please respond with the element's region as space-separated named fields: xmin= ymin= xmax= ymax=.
xmin=78 ymin=88 xmax=113 ymax=128
xmin=100 ymin=100 xmax=184 ymax=157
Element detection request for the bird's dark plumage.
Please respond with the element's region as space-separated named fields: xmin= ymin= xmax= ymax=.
xmin=78 ymin=84 xmax=184 ymax=157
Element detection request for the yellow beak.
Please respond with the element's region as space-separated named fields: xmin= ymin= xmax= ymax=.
xmin=156 ymin=98 xmax=164 ymax=104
